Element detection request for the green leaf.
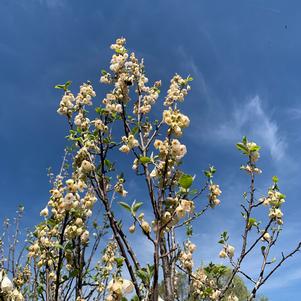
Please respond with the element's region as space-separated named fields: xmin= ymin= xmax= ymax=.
xmin=236 ymin=143 xmax=249 ymax=154
xmin=114 ymin=257 xmax=124 ymax=268
xmin=54 ymin=84 xmax=65 ymax=89
xmin=178 ymin=174 xmax=194 ymax=189
xmin=136 ymin=269 xmax=148 ymax=283
xmin=272 ymin=176 xmax=279 ymax=183
xmin=115 ymin=48 xmax=127 ymax=54
xmin=119 ymin=202 xmax=131 ymax=212
xmin=210 ymin=166 xmax=217 ymax=174
xmin=146 ymin=264 xmax=154 ymax=277
xmin=95 ymin=107 xmax=102 ymax=114
xmin=139 ymin=156 xmax=151 ymax=164
xmin=242 ymin=136 xmax=247 ymax=144
xmin=221 ymin=231 xmax=229 ymax=241
xmin=54 ymin=80 xmax=72 ymax=91
xmin=104 ymin=159 xmax=114 ymax=171
xmin=250 ymin=145 xmax=260 ymax=152
xmin=131 ymin=126 xmax=139 ymax=135
xmin=101 ymin=69 xmax=107 ymax=75
xmin=189 ymin=189 xmax=198 ymax=196
xmin=248 ymin=217 xmax=257 ymax=227
xmin=54 ymin=243 xmax=64 ymax=250
xmin=186 ymin=224 xmax=193 ymax=237
xmin=204 ymin=170 xmax=212 ymax=178
xmin=132 ymin=202 xmax=143 ymax=213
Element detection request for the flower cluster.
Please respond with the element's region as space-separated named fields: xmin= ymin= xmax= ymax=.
xmin=101 ymin=38 xmax=163 ymax=119
xmin=28 ymin=174 xmax=96 ymax=275
xmin=190 ymin=268 xmax=220 ymax=300
xmin=102 ymin=93 xmax=123 ymax=114
xmin=236 ymin=138 xmax=260 ymax=164
xmin=175 ymin=199 xmax=195 ymax=218
xmin=179 ymin=241 xmax=196 ymax=272
xmin=74 ymin=112 xmax=90 ymax=130
xmin=13 ymin=265 xmax=31 ymax=289
xmin=93 ymin=119 xmax=108 ymax=132
xmin=240 ymin=164 xmax=262 ymax=174
xmin=247 ymin=141 xmax=260 ymax=163
xmin=164 ymin=74 xmax=191 ymax=106
xmin=57 ymin=82 xmax=96 ymax=117
xmin=0 ymin=271 xmax=24 ymax=301
xmin=114 ymin=177 xmax=128 ymax=197
xmin=150 ymin=139 xmax=187 ymax=179
xmin=101 ymin=242 xmax=118 ymax=275
xmin=163 ymin=108 xmax=190 ymax=136
xmin=154 ymin=138 xmax=187 ymax=161
xmin=119 ymin=135 xmax=139 ymax=153
xmin=109 ymin=37 xmax=128 ymax=72
xmin=106 ymin=277 xmax=134 ymax=301
xmin=208 ymin=184 xmax=222 ymax=208
xmin=261 ymin=187 xmax=285 ymax=225
xmin=57 ymin=91 xmax=75 ymax=116
xmin=75 ymin=82 xmax=96 ymax=106
xmin=219 ymin=244 xmax=235 ymax=259
xmin=137 ymin=81 xmax=161 ymax=114
xmin=137 ymin=213 xmax=151 ymax=234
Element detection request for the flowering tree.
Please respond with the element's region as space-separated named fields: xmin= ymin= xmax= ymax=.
xmin=0 ymin=37 xmax=300 ymax=301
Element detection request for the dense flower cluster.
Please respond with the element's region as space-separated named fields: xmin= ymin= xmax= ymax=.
xmin=101 ymin=37 xmax=162 ymax=117
xmin=175 ymin=199 xmax=195 ymax=218
xmin=93 ymin=118 xmax=108 ymax=132
xmin=119 ymin=134 xmax=139 ymax=153
xmin=261 ymin=188 xmax=285 ymax=225
xmin=164 ymin=74 xmax=191 ymax=106
xmin=150 ymin=138 xmax=187 ymax=179
xmin=75 ymin=82 xmax=96 ymax=106
xmin=179 ymin=241 xmax=196 ymax=271
xmin=57 ymin=82 xmax=96 ymax=117
xmin=162 ymin=108 xmax=190 ymax=136
xmin=57 ymin=91 xmax=75 ymax=115
xmin=0 ymin=271 xmax=24 ymax=301
xmin=208 ymin=184 xmax=222 ymax=208
xmin=190 ymin=268 xmax=222 ymax=300
xmin=106 ymin=277 xmax=134 ymax=301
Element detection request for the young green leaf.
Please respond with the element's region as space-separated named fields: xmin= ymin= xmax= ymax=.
xmin=132 ymin=202 xmax=143 ymax=213
xmin=178 ymin=174 xmax=194 ymax=189
xmin=119 ymin=202 xmax=131 ymax=212
xmin=139 ymin=156 xmax=151 ymax=164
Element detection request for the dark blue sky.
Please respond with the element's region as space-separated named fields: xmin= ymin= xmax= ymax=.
xmin=1 ymin=1 xmax=301 ymax=299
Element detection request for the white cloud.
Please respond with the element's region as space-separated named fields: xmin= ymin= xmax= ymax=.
xmin=214 ymin=95 xmax=287 ymax=161
xmin=287 ymin=107 xmax=301 ymax=120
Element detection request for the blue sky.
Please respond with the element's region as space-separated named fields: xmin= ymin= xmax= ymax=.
xmin=1 ymin=0 xmax=301 ymax=299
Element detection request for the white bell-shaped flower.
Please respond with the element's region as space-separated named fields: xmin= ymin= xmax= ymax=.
xmin=1 ymin=275 xmax=13 ymax=293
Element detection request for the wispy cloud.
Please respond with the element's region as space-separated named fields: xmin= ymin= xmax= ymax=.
xmin=287 ymin=107 xmax=301 ymax=120
xmin=213 ymin=95 xmax=287 ymax=161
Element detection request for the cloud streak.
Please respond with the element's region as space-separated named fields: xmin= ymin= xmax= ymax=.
xmin=213 ymin=95 xmax=287 ymax=161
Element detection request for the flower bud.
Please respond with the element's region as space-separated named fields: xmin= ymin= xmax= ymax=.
xmin=129 ymin=224 xmax=136 ymax=233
